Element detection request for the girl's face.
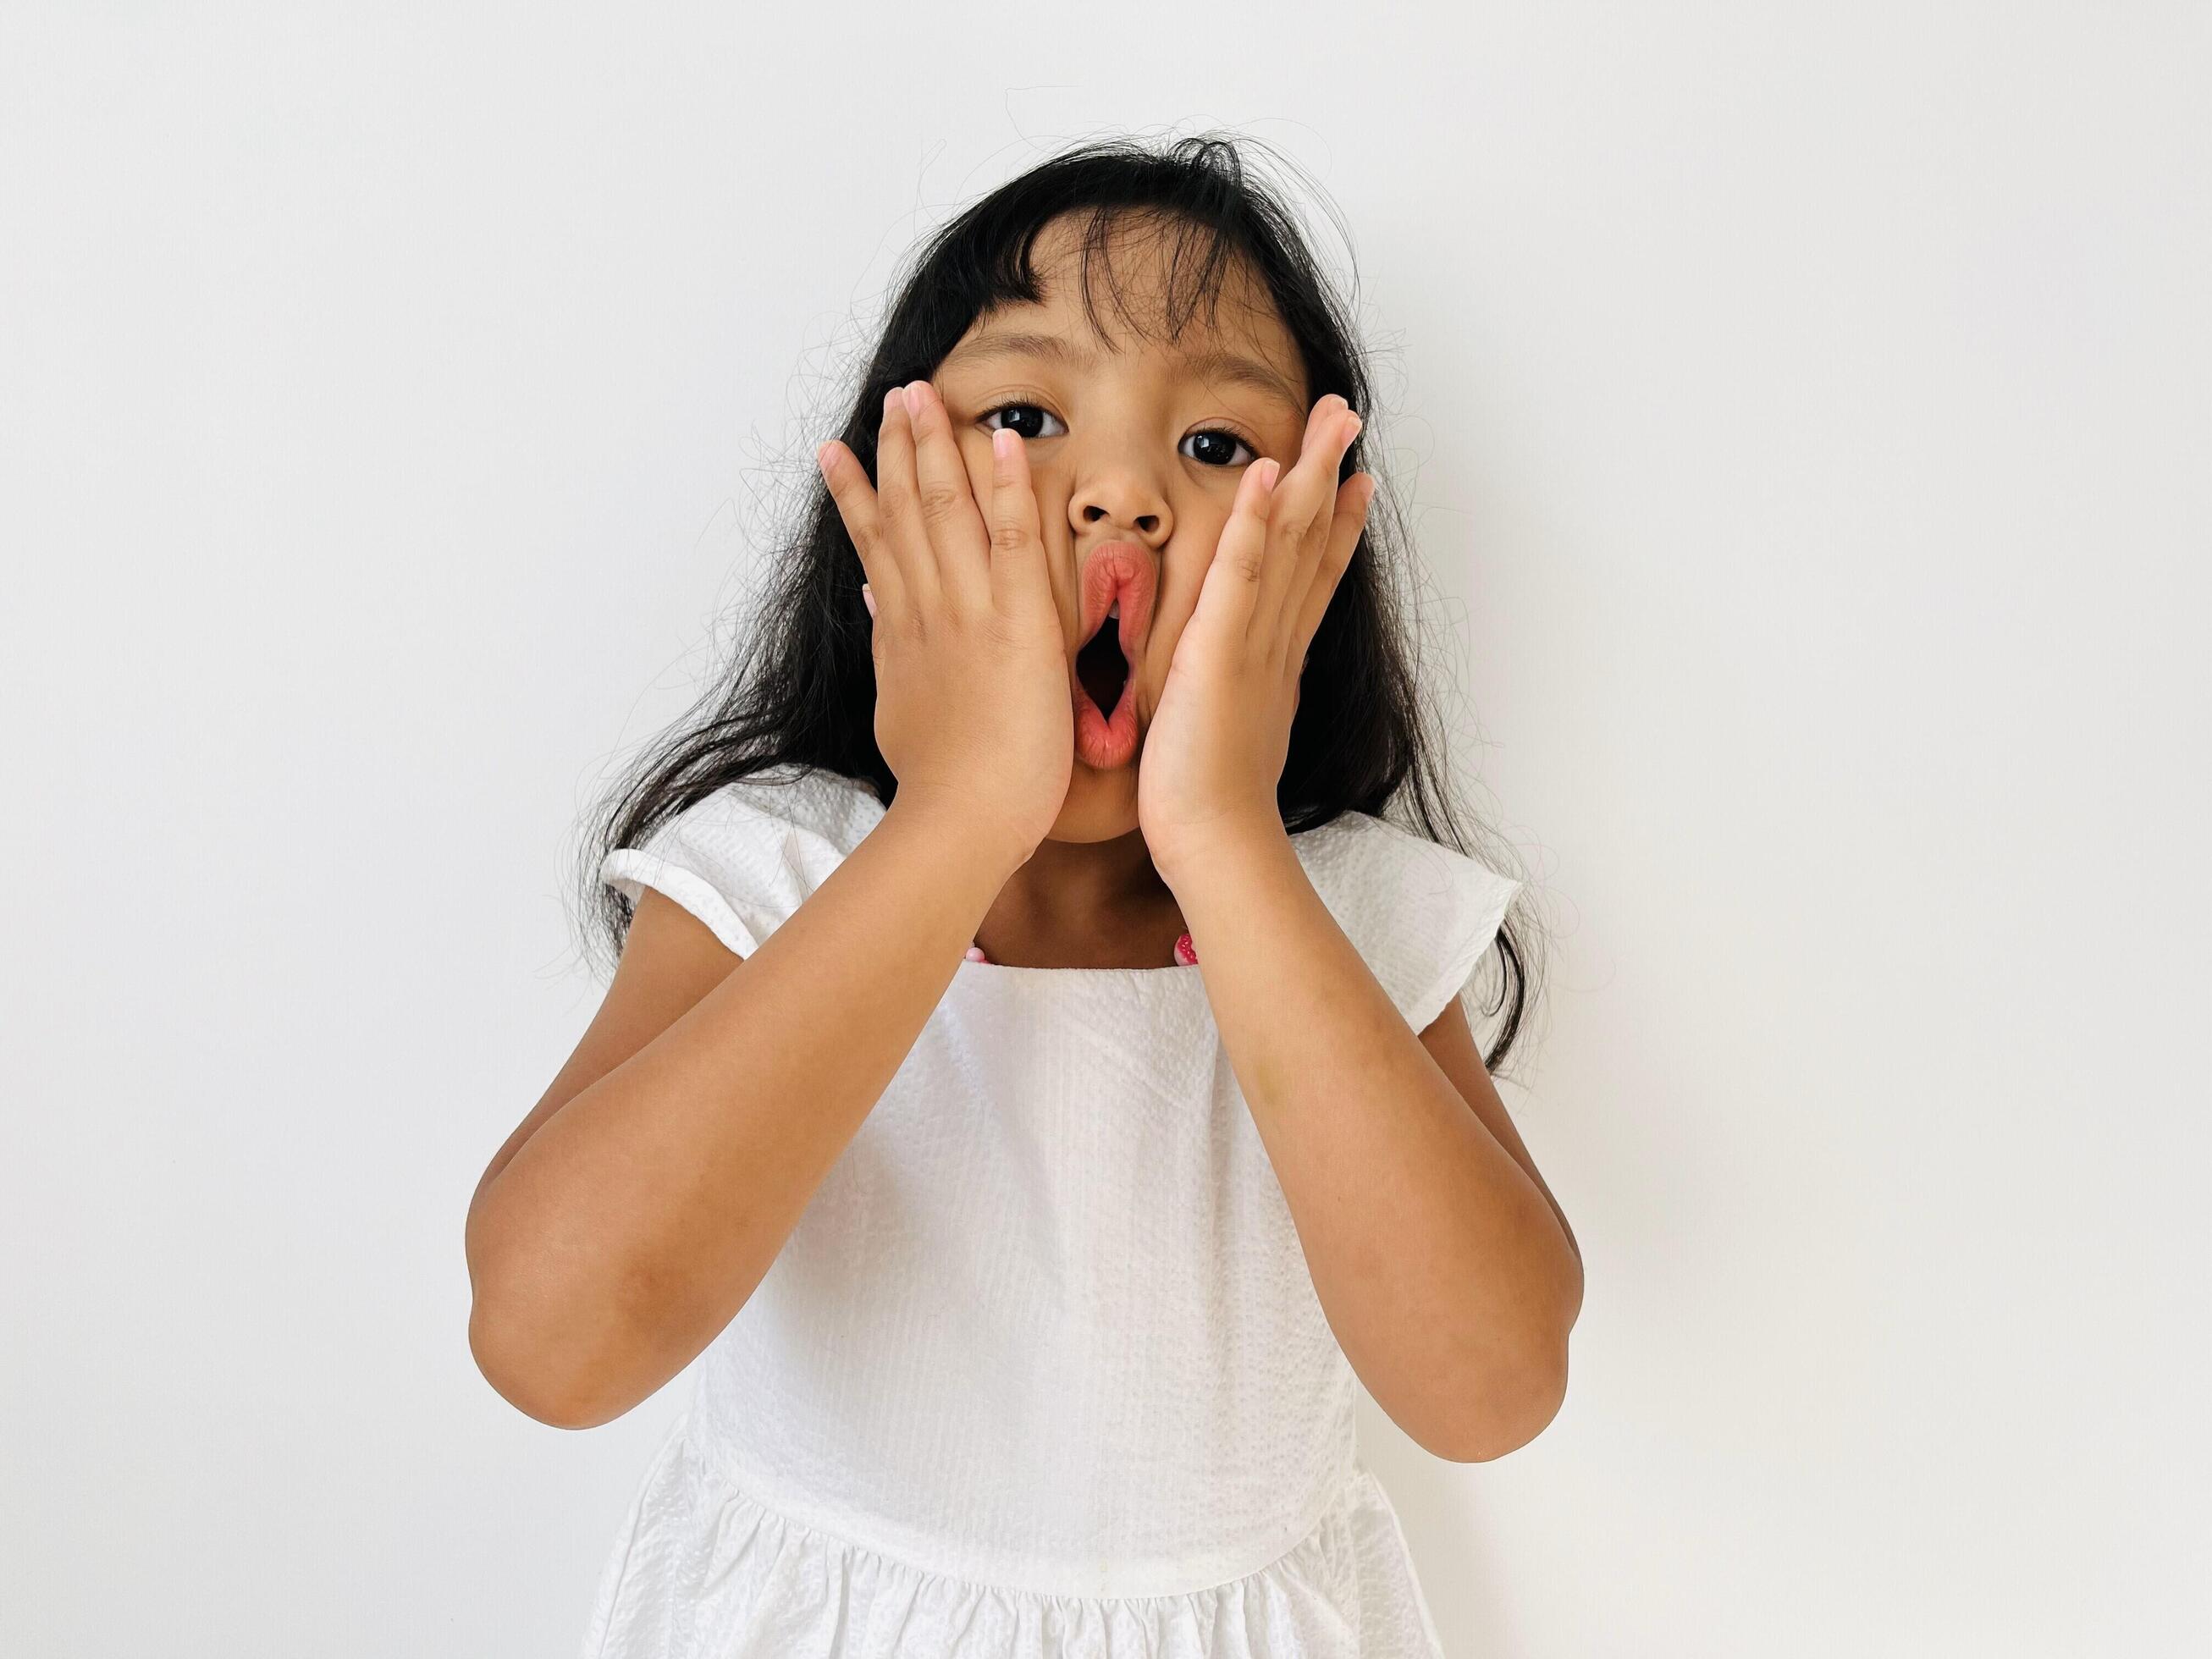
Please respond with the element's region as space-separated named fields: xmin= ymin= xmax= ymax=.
xmin=928 ymin=213 xmax=1313 ymax=844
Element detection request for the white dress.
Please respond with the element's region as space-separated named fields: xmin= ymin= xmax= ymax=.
xmin=583 ymin=763 xmax=1524 ymax=1658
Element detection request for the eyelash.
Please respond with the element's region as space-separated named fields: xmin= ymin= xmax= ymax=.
xmin=976 ymin=401 xmax=1260 ymax=469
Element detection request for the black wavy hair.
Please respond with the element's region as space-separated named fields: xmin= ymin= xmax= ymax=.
xmin=571 ymin=131 xmax=1544 ymax=1072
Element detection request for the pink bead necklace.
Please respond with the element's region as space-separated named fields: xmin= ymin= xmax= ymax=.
xmin=964 ymin=931 xmax=1200 ymax=967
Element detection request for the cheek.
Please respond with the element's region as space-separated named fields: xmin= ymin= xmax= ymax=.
xmin=1139 ymin=611 xmax=1185 ymax=690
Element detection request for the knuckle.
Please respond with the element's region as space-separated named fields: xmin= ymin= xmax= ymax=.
xmin=917 ymin=480 xmax=965 ymax=521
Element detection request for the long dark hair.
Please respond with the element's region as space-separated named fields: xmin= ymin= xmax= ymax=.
xmin=570 ymin=132 xmax=1545 ymax=1072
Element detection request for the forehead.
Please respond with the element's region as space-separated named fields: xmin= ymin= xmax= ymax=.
xmin=940 ymin=215 xmax=1307 ymax=415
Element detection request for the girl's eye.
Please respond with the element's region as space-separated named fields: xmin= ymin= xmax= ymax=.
xmin=1180 ymin=428 xmax=1256 ymax=469
xmin=979 ymin=402 xmax=1066 ymax=442
xmin=977 ymin=403 xmax=1257 ymax=469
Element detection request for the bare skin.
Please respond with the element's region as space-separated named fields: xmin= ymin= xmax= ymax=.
xmin=466 ymin=214 xmax=1581 ymax=1457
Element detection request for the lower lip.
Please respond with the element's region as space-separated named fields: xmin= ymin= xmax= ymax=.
xmin=1073 ymin=668 xmax=1139 ymax=770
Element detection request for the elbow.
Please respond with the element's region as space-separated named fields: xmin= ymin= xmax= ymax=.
xmin=1427 ymin=1330 xmax=1574 ymax=1465
xmin=466 ymin=1210 xmax=643 ymax=1430
xmin=1428 ymin=1245 xmax=1582 ymax=1463
xmin=469 ymin=1294 xmax=639 ymax=1430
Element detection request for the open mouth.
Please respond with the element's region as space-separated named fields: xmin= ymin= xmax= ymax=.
xmin=1075 ymin=600 xmax=1131 ymax=714
xmin=1072 ymin=545 xmax=1154 ymax=770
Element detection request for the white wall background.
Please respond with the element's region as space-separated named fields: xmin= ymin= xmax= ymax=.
xmin=4 ymin=3 xmax=2204 ymax=1654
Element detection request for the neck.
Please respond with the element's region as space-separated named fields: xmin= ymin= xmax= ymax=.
xmin=978 ymin=826 xmax=1184 ymax=967
xmin=1017 ymin=825 xmax=1167 ymax=904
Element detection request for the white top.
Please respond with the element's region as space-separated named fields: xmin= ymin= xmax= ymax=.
xmin=581 ymin=763 xmax=1524 ymax=1659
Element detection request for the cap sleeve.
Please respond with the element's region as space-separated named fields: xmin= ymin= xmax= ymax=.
xmin=599 ymin=766 xmax=881 ymax=959
xmin=1294 ymin=811 xmax=1525 ymax=1035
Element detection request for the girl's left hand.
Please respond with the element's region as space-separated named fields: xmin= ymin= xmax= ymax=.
xmin=1138 ymin=394 xmax=1373 ymax=886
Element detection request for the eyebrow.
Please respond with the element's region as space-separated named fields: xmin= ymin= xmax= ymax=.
xmin=939 ymin=329 xmax=1305 ymax=414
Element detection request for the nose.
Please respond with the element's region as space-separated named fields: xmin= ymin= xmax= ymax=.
xmin=1074 ymin=499 xmax=1161 ymax=538
xmin=1067 ymin=462 xmax=1168 ymax=549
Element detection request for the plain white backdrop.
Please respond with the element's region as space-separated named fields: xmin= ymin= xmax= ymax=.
xmin=3 ymin=3 xmax=2205 ymax=1654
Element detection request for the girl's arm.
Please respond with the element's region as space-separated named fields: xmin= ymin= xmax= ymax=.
xmin=465 ymin=792 xmax=1026 ymax=1430
xmin=1164 ymin=829 xmax=1584 ymax=1464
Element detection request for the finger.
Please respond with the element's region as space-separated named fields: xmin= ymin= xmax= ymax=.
xmin=818 ymin=431 xmax=904 ymax=618
xmin=1267 ymin=406 xmax=1362 ymax=646
xmin=1288 ymin=471 xmax=1375 ymax=658
xmin=1191 ymin=456 xmax=1280 ymax=653
xmin=904 ymin=379 xmax=992 ymax=612
xmin=1255 ymin=399 xmax=1356 ymax=648
xmin=875 ymin=383 xmax=944 ymax=614
xmin=986 ymin=426 xmax=1051 ymax=620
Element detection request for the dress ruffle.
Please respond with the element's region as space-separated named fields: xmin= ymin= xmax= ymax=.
xmin=579 ymin=1413 xmax=1447 ymax=1658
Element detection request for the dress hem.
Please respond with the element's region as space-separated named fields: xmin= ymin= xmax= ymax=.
xmin=580 ymin=1411 xmax=1449 ymax=1659
xmin=685 ymin=1410 xmax=1369 ymax=1602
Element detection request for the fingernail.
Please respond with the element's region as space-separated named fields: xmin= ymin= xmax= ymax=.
xmin=885 ymin=386 xmax=902 ymax=416
xmin=862 ymin=582 xmax=876 ymax=617
xmin=816 ymin=441 xmax=836 ymax=474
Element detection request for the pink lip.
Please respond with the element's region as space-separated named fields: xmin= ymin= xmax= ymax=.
xmin=1078 ymin=542 xmax=1156 ymax=663
xmin=1073 ymin=543 xmax=1155 ymax=771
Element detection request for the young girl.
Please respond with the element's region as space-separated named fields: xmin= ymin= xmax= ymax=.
xmin=467 ymin=135 xmax=1583 ymax=1658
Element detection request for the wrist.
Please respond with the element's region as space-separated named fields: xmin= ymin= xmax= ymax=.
xmin=882 ymin=787 xmax=1036 ymax=885
xmin=1152 ymin=813 xmax=1294 ymax=896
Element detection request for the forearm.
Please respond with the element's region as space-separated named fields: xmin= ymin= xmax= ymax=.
xmin=466 ymin=794 xmax=1019 ymax=1426
xmin=1168 ymin=830 xmax=1580 ymax=1459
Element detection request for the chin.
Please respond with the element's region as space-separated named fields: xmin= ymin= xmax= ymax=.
xmin=1050 ymin=753 xmax=1143 ymax=841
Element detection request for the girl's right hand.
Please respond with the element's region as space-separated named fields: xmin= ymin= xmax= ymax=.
xmin=818 ymin=378 xmax=1073 ymax=865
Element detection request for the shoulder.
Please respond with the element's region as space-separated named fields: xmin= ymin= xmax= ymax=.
xmin=665 ymin=762 xmax=889 ymax=857
xmin=1291 ymin=810 xmax=1525 ymax=1033
xmin=1290 ymin=808 xmax=1519 ymax=909
xmin=600 ymin=763 xmax=887 ymax=959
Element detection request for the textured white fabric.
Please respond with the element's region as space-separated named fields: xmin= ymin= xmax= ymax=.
xmin=586 ymin=763 xmax=1523 ymax=1658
